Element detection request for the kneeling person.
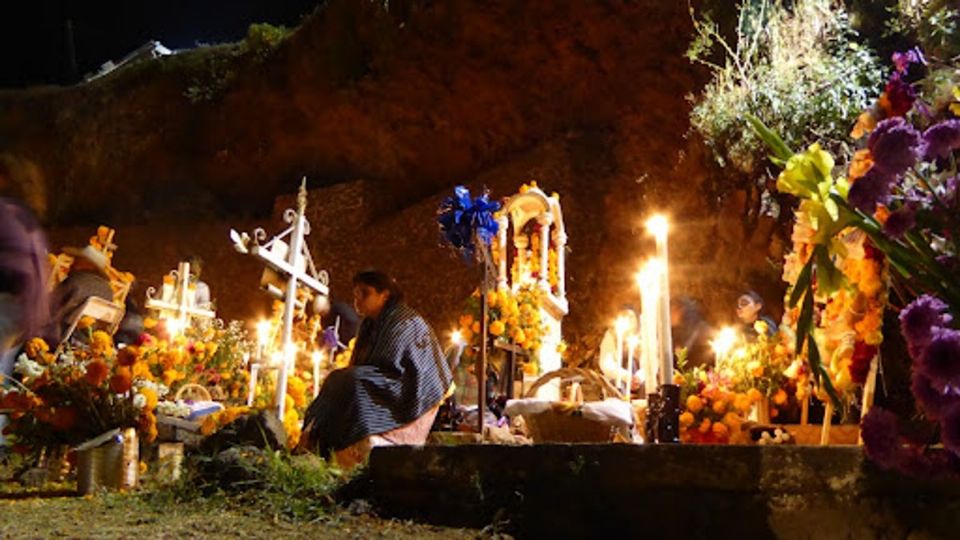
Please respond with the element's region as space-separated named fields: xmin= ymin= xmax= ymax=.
xmin=302 ymin=270 xmax=452 ymax=458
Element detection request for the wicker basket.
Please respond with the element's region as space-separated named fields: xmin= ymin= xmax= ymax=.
xmin=174 ymin=383 xmax=213 ymax=402
xmin=520 ymin=368 xmax=631 ymax=443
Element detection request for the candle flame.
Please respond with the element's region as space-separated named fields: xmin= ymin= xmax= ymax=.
xmin=710 ymin=327 xmax=739 ymax=361
xmin=165 ymin=317 xmax=184 ymax=337
xmin=450 ymin=329 xmax=464 ymax=346
xmin=256 ymin=319 xmax=271 ymax=346
xmin=635 ymin=259 xmax=664 ymax=290
xmin=312 ymin=350 xmax=325 ymax=365
xmin=614 ymin=315 xmax=630 ymax=335
xmin=645 ymin=214 xmax=669 ymax=238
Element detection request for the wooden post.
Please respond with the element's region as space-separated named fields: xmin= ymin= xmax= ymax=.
xmin=857 ymin=353 xmax=880 ymax=445
xmin=820 ymin=401 xmax=833 ymax=446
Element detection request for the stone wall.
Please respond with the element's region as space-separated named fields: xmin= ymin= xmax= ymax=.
xmin=363 ymin=444 xmax=960 ymax=538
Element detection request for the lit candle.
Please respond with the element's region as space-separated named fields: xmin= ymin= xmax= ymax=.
xmin=256 ymin=319 xmax=271 ymax=361
xmin=646 ymin=215 xmax=673 ymax=387
xmin=626 ymin=334 xmax=639 ymax=403
xmin=636 ymin=260 xmax=662 ymax=397
xmin=614 ymin=315 xmax=629 ymax=394
xmin=247 ymin=363 xmax=260 ymax=406
xmin=710 ymin=327 xmax=738 ymax=369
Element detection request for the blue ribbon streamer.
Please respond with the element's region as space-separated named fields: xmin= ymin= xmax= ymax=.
xmin=437 ymin=185 xmax=501 ymax=262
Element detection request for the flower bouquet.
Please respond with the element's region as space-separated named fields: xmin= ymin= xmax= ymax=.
xmin=1 ymin=333 xmax=161 ymax=457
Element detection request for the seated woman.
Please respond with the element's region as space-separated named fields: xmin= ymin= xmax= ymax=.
xmin=301 ymin=270 xmax=452 ymax=463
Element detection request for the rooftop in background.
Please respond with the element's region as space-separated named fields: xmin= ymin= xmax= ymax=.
xmin=0 ymin=0 xmax=319 ymax=88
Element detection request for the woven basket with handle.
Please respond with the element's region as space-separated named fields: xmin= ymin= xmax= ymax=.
xmin=520 ymin=368 xmax=631 ymax=443
xmin=174 ymin=383 xmax=212 ymax=402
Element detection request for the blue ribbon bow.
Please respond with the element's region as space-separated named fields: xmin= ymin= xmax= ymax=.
xmin=437 ymin=185 xmax=501 ymax=262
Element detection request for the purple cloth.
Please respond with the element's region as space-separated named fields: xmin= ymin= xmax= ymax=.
xmin=0 ymin=198 xmax=49 ymax=341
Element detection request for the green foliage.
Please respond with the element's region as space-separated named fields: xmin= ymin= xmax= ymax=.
xmin=183 ymin=23 xmax=290 ymax=103
xmin=245 ymin=23 xmax=292 ymax=63
xmin=887 ymin=0 xmax=960 ymax=60
xmin=145 ymin=449 xmax=350 ymax=522
xmin=688 ymin=0 xmax=884 ymax=178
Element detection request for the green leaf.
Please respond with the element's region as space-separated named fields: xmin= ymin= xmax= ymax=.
xmin=746 ymin=113 xmax=794 ymax=163
xmin=789 ymin=258 xmax=813 ymax=308
xmin=795 ymin=285 xmax=814 ymax=356
xmin=813 ymin=244 xmax=844 ymax=295
xmin=809 ymin=338 xmax=842 ymax=410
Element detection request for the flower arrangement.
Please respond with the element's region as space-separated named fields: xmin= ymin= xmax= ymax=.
xmin=722 ymin=323 xmax=795 ymax=404
xmin=675 ymin=365 xmax=752 ymax=444
xmin=138 ymin=318 xmax=252 ymax=404
xmin=0 ymin=333 xmax=160 ymax=452
xmin=458 ymin=286 xmax=546 ymax=370
xmin=753 ymin=48 xmax=960 ymax=472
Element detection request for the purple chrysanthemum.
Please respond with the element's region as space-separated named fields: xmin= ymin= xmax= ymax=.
xmin=892 ymin=48 xmax=925 ymax=75
xmin=921 ymin=120 xmax=960 ymax=161
xmin=940 ymin=406 xmax=960 ymax=457
xmin=861 ymin=407 xmax=902 ymax=469
xmin=911 ymin=371 xmax=960 ymax=420
xmin=882 ymin=204 xmax=917 ymax=239
xmin=869 ymin=117 xmax=921 ymax=176
xmin=920 ymin=327 xmax=960 ymax=386
xmin=847 ymin=167 xmax=894 ymax=213
xmin=900 ymin=295 xmax=952 ymax=360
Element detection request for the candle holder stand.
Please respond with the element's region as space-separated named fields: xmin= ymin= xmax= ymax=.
xmin=657 ymin=383 xmax=681 ymax=444
xmin=644 ymin=392 xmax=661 ymax=443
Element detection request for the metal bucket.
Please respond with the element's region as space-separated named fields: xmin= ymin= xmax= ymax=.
xmin=76 ymin=428 xmax=138 ymax=494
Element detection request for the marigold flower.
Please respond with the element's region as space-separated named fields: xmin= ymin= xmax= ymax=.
xmin=712 ymin=421 xmax=729 ymax=438
xmin=679 ymin=412 xmax=694 ymax=427
xmin=91 ymin=330 xmax=115 ymax=357
xmin=489 ymin=320 xmax=505 ymax=337
xmin=772 ymin=389 xmax=788 ymax=406
xmin=117 ymin=346 xmax=138 ymax=366
xmin=24 ymin=338 xmax=49 ymax=359
xmin=110 ymin=367 xmax=133 ymax=394
xmin=85 ymin=360 xmax=110 ymax=386
xmin=77 ymin=316 xmax=97 ymax=331
xmin=686 ymin=395 xmax=704 ymax=414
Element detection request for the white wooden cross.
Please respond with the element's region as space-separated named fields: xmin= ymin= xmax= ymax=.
xmin=145 ymin=261 xmax=216 ymax=333
xmin=230 ymin=178 xmax=330 ymax=418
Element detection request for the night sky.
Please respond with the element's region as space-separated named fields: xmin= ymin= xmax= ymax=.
xmin=0 ymin=0 xmax=321 ymax=88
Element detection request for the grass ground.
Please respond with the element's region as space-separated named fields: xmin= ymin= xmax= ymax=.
xmin=0 ymin=454 xmax=476 ymax=539
xmin=0 ymin=482 xmax=475 ymax=539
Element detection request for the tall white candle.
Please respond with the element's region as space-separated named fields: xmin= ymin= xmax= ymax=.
xmin=637 ymin=261 xmax=661 ymax=397
xmin=626 ymin=334 xmax=639 ymax=403
xmin=647 ymin=216 xmax=673 ymax=387
xmin=614 ymin=316 xmax=629 ymax=394
xmin=247 ymin=363 xmax=260 ymax=407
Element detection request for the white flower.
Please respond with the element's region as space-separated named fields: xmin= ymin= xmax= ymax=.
xmin=14 ymin=357 xmax=44 ymax=379
xmin=133 ymin=393 xmax=148 ymax=409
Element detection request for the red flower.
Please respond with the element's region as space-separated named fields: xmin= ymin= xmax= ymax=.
xmin=850 ymin=342 xmax=878 ymax=384
xmin=110 ymin=368 xmax=133 ymax=394
xmin=50 ymin=407 xmax=79 ymax=431
xmin=116 ymin=347 xmax=138 ymax=367
xmin=85 ymin=360 xmax=110 ymax=387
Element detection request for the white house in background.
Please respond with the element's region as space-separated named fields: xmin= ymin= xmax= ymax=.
xmin=84 ymin=40 xmax=174 ymax=82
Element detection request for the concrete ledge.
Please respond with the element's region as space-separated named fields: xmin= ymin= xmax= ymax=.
xmin=367 ymin=444 xmax=960 ymax=538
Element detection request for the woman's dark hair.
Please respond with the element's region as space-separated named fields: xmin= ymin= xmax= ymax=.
xmin=739 ymin=290 xmax=764 ymax=306
xmin=352 ymin=270 xmax=404 ymax=303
